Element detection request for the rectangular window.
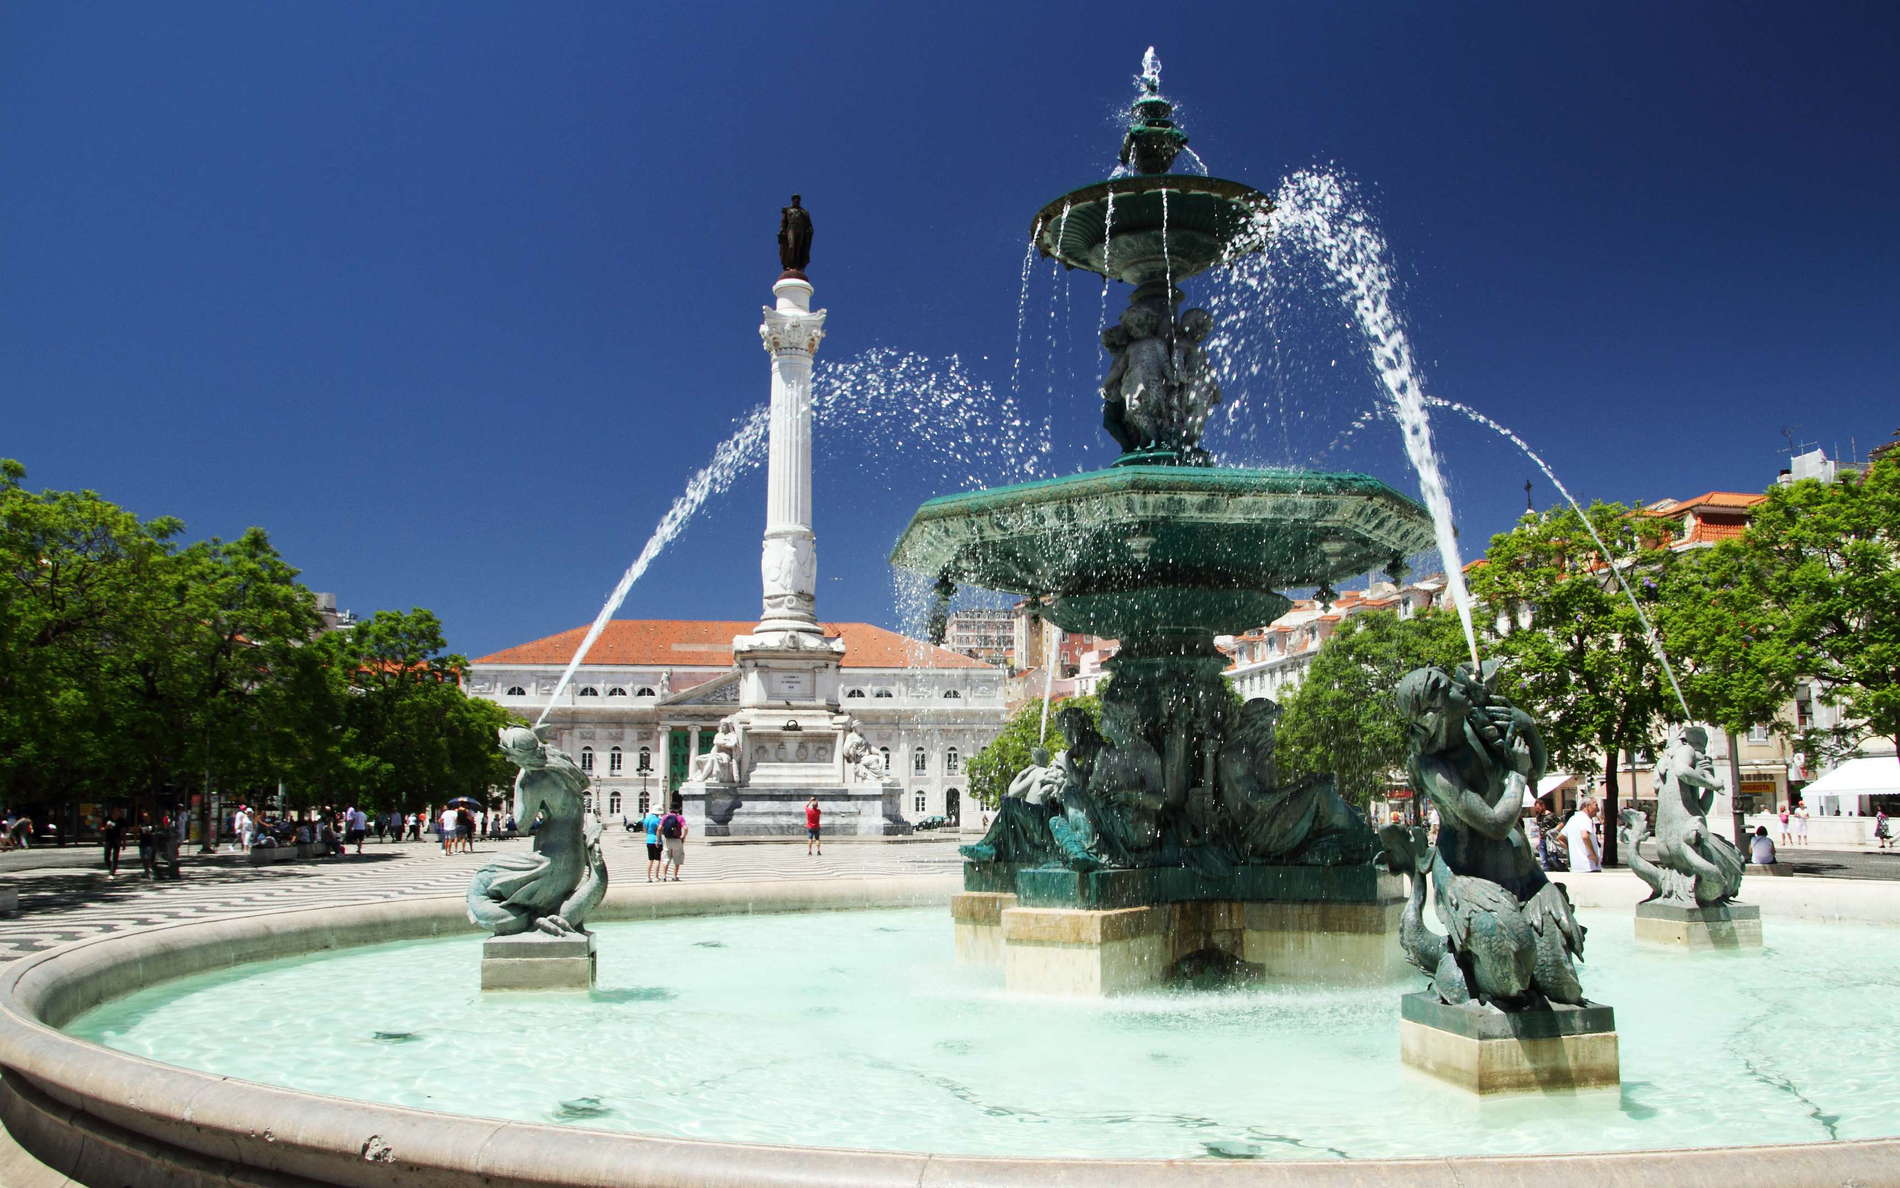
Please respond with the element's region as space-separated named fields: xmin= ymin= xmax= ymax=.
xmin=914 ymin=792 xmax=926 ymax=814
xmin=1746 ymin=724 xmax=1771 ymax=744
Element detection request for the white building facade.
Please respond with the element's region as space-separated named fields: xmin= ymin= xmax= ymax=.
xmin=466 ymin=619 xmax=1005 ymax=829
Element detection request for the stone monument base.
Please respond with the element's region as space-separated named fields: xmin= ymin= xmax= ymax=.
xmin=1634 ymin=900 xmax=1762 ymax=949
xmin=678 ymin=783 xmax=910 ymax=837
xmin=952 ymin=877 xmax=1406 ymax=996
xmin=480 ymin=932 xmax=597 ymax=991
xmin=1399 ymin=993 xmax=1619 ymax=1094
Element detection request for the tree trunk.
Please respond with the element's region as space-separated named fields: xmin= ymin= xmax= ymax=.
xmin=1727 ymin=728 xmax=1748 ymax=848
xmin=1601 ymin=749 xmax=1619 ymax=867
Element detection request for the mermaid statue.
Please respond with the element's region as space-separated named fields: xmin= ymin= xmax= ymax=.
xmin=467 ymin=725 xmax=608 ymax=937
xmin=1622 ymin=725 xmax=1745 ymax=907
xmin=1387 ymin=663 xmax=1586 ymax=1011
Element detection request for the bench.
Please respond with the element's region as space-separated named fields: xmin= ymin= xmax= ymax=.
xmin=246 ymin=846 xmax=299 ymax=866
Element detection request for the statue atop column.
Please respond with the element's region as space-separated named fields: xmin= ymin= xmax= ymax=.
xmin=778 ymin=195 xmax=813 ymax=279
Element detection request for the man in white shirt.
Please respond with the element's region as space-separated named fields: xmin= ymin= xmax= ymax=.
xmin=438 ymin=807 xmax=457 ymax=856
xmin=1562 ymin=798 xmax=1603 ymax=872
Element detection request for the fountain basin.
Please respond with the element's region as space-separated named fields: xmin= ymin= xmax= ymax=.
xmin=1034 ymin=176 xmax=1270 ymax=285
xmin=890 ymin=465 xmax=1433 ymax=640
xmin=8 ymin=876 xmax=1900 ymax=1185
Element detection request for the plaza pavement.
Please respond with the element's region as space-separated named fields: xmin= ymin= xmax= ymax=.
xmin=0 ymin=830 xmax=968 ymax=965
xmin=0 ymin=829 xmax=1895 ymax=966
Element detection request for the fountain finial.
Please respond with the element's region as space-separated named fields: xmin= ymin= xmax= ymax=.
xmin=1120 ymin=47 xmax=1188 ymax=175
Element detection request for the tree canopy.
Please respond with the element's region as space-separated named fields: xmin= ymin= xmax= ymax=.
xmin=1709 ymin=456 xmax=1900 ymax=764
xmin=1274 ymin=608 xmax=1471 ymax=808
xmin=1465 ymin=502 xmax=1679 ymax=863
xmin=0 ymin=460 xmax=517 ymax=827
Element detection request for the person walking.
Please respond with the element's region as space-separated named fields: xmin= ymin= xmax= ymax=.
xmin=346 ymin=805 xmax=369 ymax=854
xmin=660 ymin=800 xmax=688 ymax=882
xmin=408 ymin=812 xmax=422 ymax=842
xmin=455 ymin=807 xmax=476 ymax=854
xmin=805 ymin=796 xmax=823 ymax=857
xmin=1795 ymin=803 xmax=1809 ymax=846
xmin=99 ymin=813 xmax=125 ymax=876
xmin=136 ymin=815 xmax=159 ymax=879
xmin=1561 ymin=799 xmax=1603 ymax=872
xmin=641 ymin=802 xmax=664 ymax=882
xmin=437 ymin=806 xmax=456 ymax=855
xmin=1876 ymin=808 xmax=1892 ymax=851
xmin=1778 ymin=805 xmax=1792 ymax=846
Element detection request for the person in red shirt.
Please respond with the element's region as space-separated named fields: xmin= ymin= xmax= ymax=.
xmin=805 ymin=797 xmax=822 ymax=857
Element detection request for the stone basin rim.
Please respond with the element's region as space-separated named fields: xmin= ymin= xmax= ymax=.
xmin=0 ymin=877 xmax=1895 ymax=1186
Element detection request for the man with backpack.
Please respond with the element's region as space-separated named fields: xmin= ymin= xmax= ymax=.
xmin=659 ymin=799 xmax=688 ymax=882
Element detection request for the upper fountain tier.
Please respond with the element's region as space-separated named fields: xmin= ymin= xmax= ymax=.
xmin=1031 ymin=68 xmax=1270 ymax=287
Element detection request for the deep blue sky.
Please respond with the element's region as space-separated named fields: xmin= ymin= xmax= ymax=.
xmin=5 ymin=3 xmax=1896 ymax=658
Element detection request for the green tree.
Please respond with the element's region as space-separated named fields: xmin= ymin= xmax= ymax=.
xmin=1467 ymin=503 xmax=1678 ymax=864
xmin=317 ymin=609 xmax=518 ymax=813
xmin=966 ymin=693 xmax=1102 ymax=810
xmin=1654 ymin=540 xmax=1801 ymax=843
xmin=1275 ymin=608 xmax=1471 ymax=809
xmin=0 ymin=459 xmax=184 ymax=810
xmin=1717 ymin=456 xmax=1900 ymax=766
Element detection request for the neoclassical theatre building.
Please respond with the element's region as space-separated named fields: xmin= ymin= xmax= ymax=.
xmin=465 ymin=620 xmax=1006 ymax=827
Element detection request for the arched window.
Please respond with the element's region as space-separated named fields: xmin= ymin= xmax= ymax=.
xmin=878 ymin=746 xmax=891 ymax=771
xmin=505 ymin=685 xmax=527 ymax=696
xmin=637 ymin=790 xmax=651 ymax=814
xmin=914 ymin=791 xmax=927 ymax=814
xmin=578 ymin=687 xmax=599 ymax=697
xmin=607 ymin=687 xmax=628 ymax=697
xmin=636 ymin=687 xmax=657 ymax=698
xmin=580 ymin=746 xmax=595 ymax=772
xmin=874 ymin=688 xmax=894 ymax=699
xmin=942 ymin=689 xmax=961 ymax=699
xmin=637 ymin=746 xmax=652 ymax=772
xmin=608 ymin=791 xmax=622 ymax=816
xmin=946 ymin=747 xmax=961 ymax=774
xmin=609 ymin=746 xmax=623 ymax=774
xmin=946 ymin=790 xmax=961 ymax=824
xmin=913 ymin=747 xmax=927 ymax=774
xmin=846 ymin=688 xmax=866 ymax=699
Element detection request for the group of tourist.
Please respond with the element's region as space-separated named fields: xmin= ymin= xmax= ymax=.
xmin=94 ymin=812 xmax=184 ymax=879
xmin=1775 ymin=804 xmax=1812 ymax=846
xmin=633 ymin=798 xmax=690 ymax=882
xmin=1516 ymin=796 xmax=1807 ymax=872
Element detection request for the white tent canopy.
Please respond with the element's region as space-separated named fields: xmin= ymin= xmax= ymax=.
xmin=1530 ymin=772 xmax=1577 ymax=809
xmin=1801 ymin=757 xmax=1900 ymax=816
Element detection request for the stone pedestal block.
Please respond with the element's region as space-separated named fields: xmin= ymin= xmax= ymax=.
xmin=1399 ymin=992 xmax=1619 ymax=1094
xmin=989 ymin=897 xmax=1404 ymax=996
xmin=1241 ymin=898 xmax=1409 ymax=984
xmin=1634 ymin=900 xmax=1762 ymax=949
xmin=949 ymin=891 xmax=1016 ymax=967
xmin=0 ymin=887 xmax=18 ymax=917
xmin=480 ymin=933 xmax=597 ymax=991
xmin=1001 ymin=905 xmax=1170 ymax=996
xmin=678 ymin=784 xmax=909 ymax=837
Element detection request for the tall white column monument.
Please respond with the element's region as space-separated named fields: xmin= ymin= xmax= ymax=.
xmin=678 ymin=198 xmax=907 ymax=837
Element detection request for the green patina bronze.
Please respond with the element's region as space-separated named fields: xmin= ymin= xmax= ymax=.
xmin=892 ymin=56 xmax=1435 ymax=910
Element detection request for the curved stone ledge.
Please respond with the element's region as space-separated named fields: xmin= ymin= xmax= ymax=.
xmin=0 ymin=873 xmax=1897 ymax=1186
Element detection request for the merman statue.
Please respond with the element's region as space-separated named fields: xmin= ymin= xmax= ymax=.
xmin=467 ymin=725 xmax=608 ymax=937
xmin=1387 ymin=664 xmax=1586 ymax=1011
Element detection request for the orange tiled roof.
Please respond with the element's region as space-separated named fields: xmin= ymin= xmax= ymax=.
xmin=1646 ymin=491 xmax=1768 ymax=516
xmin=475 ymin=620 xmax=991 ymax=670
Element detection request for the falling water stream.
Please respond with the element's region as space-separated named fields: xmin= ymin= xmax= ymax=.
xmin=534 ymin=350 xmax=1048 ymax=723
xmin=1425 ymin=396 xmax=1692 ymax=718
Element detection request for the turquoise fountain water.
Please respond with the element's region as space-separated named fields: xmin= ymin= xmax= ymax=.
xmin=66 ymin=907 xmax=1900 ymax=1160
